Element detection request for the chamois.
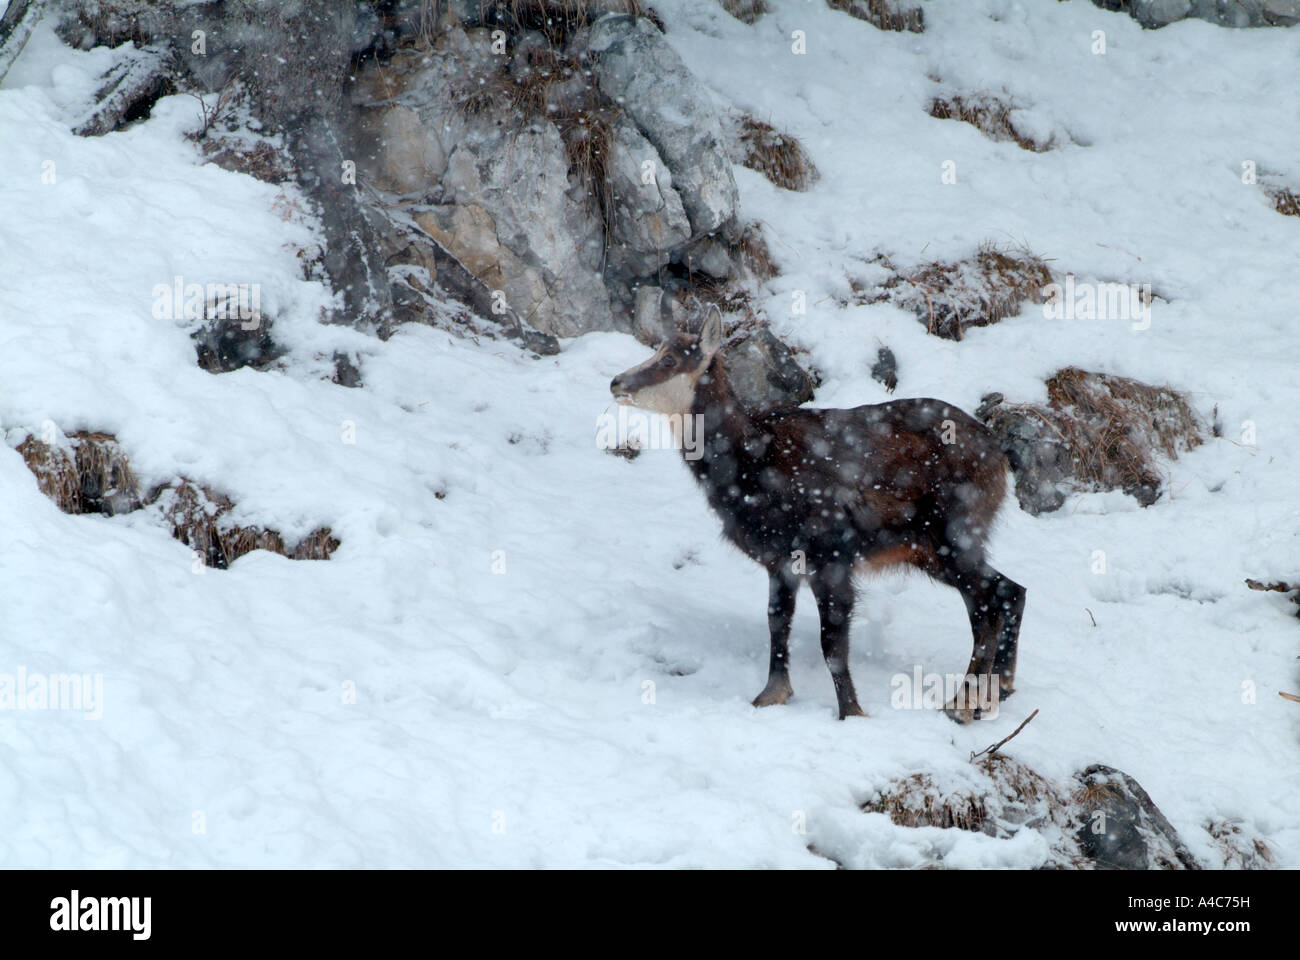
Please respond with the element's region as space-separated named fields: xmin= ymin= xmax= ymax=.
xmin=610 ymin=309 xmax=1025 ymax=722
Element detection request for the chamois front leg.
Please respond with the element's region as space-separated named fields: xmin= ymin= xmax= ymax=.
xmin=752 ymin=570 xmax=796 ymax=708
xmin=810 ymin=566 xmax=865 ymax=719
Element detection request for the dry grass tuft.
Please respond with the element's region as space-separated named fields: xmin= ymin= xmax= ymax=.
xmin=201 ymin=139 xmax=293 ymax=184
xmin=16 ymin=428 xmax=338 ymax=565
xmin=865 ymin=243 xmax=1053 ymax=340
xmin=672 ymin=223 xmax=777 ymax=324
xmin=929 ymin=94 xmax=1052 ymax=153
xmin=864 ymin=756 xmax=1066 ymax=837
xmin=985 ymin=368 xmax=1204 ymax=507
xmin=730 ymin=222 xmax=777 ymax=283
xmin=865 ymin=773 xmax=993 ymax=831
xmin=560 ymin=107 xmax=617 ymax=228
xmin=1207 ymin=819 xmax=1276 ymax=870
xmin=151 ymin=480 xmax=339 ymax=569
xmin=1265 ymin=184 xmax=1300 ymax=217
xmin=18 ymin=431 xmax=142 ymax=516
xmin=734 ymin=116 xmax=818 ymax=192
xmin=718 ymin=0 xmax=769 ymax=25
xmin=1042 ymin=367 xmax=1203 ymax=499
xmin=826 ymin=0 xmax=923 ymax=32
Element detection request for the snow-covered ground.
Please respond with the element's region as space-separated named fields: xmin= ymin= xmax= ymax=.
xmin=1 ymin=1 xmax=1297 ymax=867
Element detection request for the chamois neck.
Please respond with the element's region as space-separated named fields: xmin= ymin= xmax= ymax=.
xmin=687 ymin=354 xmax=763 ymax=461
xmin=691 ymin=355 xmax=744 ymax=419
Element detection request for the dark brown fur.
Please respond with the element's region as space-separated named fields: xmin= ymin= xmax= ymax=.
xmin=612 ymin=321 xmax=1025 ymax=721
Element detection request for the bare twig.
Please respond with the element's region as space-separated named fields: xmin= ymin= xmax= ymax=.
xmin=970 ymin=708 xmax=1039 ymax=762
xmin=1279 ymin=691 xmax=1300 ymax=704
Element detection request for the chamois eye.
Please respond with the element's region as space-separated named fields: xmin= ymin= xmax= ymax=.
xmin=661 ymin=355 xmax=679 ymax=369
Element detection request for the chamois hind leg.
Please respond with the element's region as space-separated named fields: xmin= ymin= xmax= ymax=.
xmin=933 ymin=554 xmax=1026 ymax=724
xmin=753 ymin=569 xmax=796 ymax=708
xmin=809 ymin=564 xmax=865 ymax=720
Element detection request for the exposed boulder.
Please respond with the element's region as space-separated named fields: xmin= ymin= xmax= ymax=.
xmin=588 ymin=14 xmax=739 ymax=238
xmin=1074 ymin=764 xmax=1201 ymax=870
xmin=722 ymin=326 xmax=817 ymax=410
xmin=606 ymin=118 xmax=692 ymax=277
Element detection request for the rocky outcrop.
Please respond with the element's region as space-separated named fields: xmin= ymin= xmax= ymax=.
xmin=351 ymin=29 xmax=613 ymax=339
xmin=606 ymin=118 xmax=693 ymax=277
xmin=588 ymin=14 xmax=739 ymax=238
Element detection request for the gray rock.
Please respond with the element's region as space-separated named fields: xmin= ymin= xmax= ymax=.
xmin=683 ymin=236 xmax=733 ymax=280
xmin=633 ymin=285 xmax=675 ymax=344
xmin=870 ymin=346 xmax=898 ymax=393
xmin=607 ymin=119 xmax=692 ymax=277
xmin=1101 ymin=0 xmax=1300 ymax=26
xmin=351 ymin=32 xmax=614 ymax=338
xmin=589 ymin=14 xmax=739 ymax=238
xmin=976 ymin=393 xmax=1070 ymax=515
xmin=1129 ymin=0 xmax=1193 ymax=26
xmin=723 ymin=327 xmax=817 ymax=410
xmin=1073 ymin=765 xmax=1201 ymax=870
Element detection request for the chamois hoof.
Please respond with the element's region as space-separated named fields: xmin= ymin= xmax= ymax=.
xmin=837 ymin=702 xmax=867 ymax=720
xmin=942 ymin=696 xmax=1001 ymax=724
xmin=752 ymin=676 xmax=794 ymax=708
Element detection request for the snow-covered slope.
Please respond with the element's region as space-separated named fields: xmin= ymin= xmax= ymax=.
xmin=0 ymin=2 xmax=1296 ymax=867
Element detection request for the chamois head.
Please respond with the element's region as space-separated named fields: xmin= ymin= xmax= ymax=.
xmin=610 ymin=308 xmax=723 ymax=418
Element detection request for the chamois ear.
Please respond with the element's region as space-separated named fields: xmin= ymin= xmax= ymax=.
xmin=699 ymin=306 xmax=723 ymax=358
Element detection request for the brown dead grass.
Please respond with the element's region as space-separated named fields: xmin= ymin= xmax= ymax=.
xmin=560 ymin=108 xmax=617 ymax=229
xmin=730 ymin=222 xmax=776 ymax=282
xmin=675 ymin=223 xmax=776 ymax=324
xmin=1207 ymin=819 xmax=1276 ymax=870
xmin=201 ymin=139 xmax=293 ymax=184
xmin=18 ymin=432 xmax=142 ymax=516
xmin=865 ymin=756 xmax=1066 ymax=835
xmin=867 ymin=243 xmax=1053 ymax=340
xmin=735 ymin=116 xmax=818 ymax=192
xmin=17 ymin=429 xmax=338 ymax=566
xmin=930 ymin=94 xmax=1052 ymax=153
xmin=152 ymin=480 xmax=340 ymax=569
xmin=483 ymin=1 xmax=660 ymax=42
xmin=1043 ymin=367 xmax=1203 ymax=499
xmin=718 ymin=0 xmax=768 ymax=23
xmin=827 ymin=0 xmax=923 ymax=32
xmin=1265 ymin=185 xmax=1300 ymax=217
